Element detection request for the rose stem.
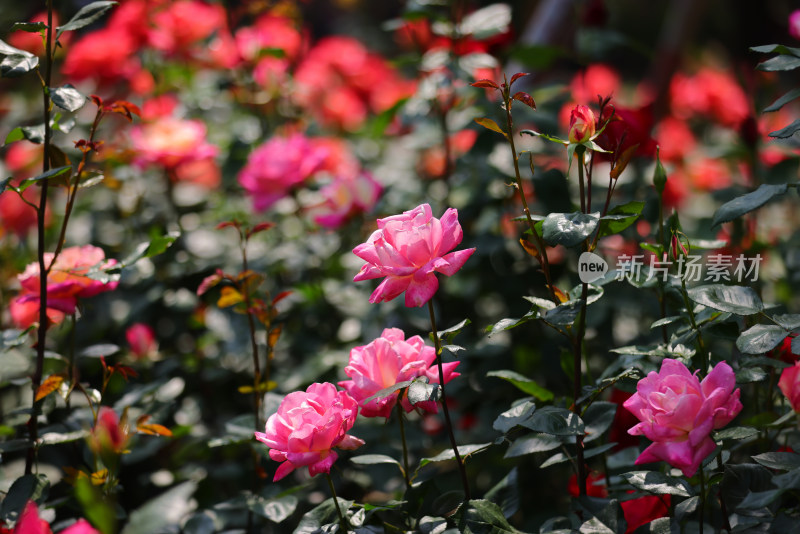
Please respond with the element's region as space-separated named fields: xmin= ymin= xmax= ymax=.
xmin=427 ymin=300 xmax=471 ymax=501
xmin=396 ymin=401 xmax=411 ymax=487
xmin=326 ymin=472 xmax=350 ymax=533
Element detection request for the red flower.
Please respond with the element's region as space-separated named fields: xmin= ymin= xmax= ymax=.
xmin=620 ymin=495 xmax=671 ymax=533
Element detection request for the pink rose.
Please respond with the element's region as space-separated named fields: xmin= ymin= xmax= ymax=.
xmin=130 ymin=117 xmax=218 ymax=173
xmin=147 ymin=0 xmax=226 ymax=57
xmin=12 ymin=245 xmax=118 ymax=328
xmin=239 ymin=134 xmax=328 ymax=211
xmin=338 ymin=328 xmax=460 ymax=418
xmin=353 ymin=203 xmax=475 ymax=307
xmin=126 ymin=323 xmax=158 ymax=360
xmin=568 ymin=104 xmax=596 ymax=144
xmin=12 ymin=501 xmax=51 ymax=534
xmin=255 ymin=383 xmax=364 ymax=481
xmin=624 ymin=359 xmax=742 ymax=477
xmin=89 ymin=407 xmax=130 ymax=456
xmin=779 ymin=361 xmax=800 ymax=412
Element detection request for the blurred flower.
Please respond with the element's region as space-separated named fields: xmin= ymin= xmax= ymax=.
xmin=294 ymin=36 xmax=415 ymax=131
xmin=308 ymin=172 xmax=382 ymax=228
xmin=779 ymin=361 xmax=800 ymax=412
xmin=126 ymin=323 xmax=158 ymax=360
xmin=338 ymin=327 xmax=459 ymax=417
xmin=654 ymin=117 xmax=696 ymax=162
xmin=769 ymin=335 xmax=800 ymax=364
xmin=595 ymin=104 xmax=657 ymax=159
xmin=148 ymin=0 xmax=226 ymax=57
xmin=255 ymin=383 xmax=364 ymax=481
xmin=7 ymin=12 xmax=69 ymax=56
xmin=568 ymin=105 xmax=596 ymax=143
xmin=419 ymin=130 xmax=477 ymax=179
xmin=61 ymin=520 xmax=100 ymax=534
xmin=569 ymin=64 xmax=620 ymax=105
xmin=353 ymin=203 xmax=475 ymax=307
xmin=239 ymin=133 xmax=328 ymax=211
xmin=567 ymin=472 xmax=608 ymax=498
xmin=11 ymin=245 xmax=118 ymax=328
xmin=607 ymin=389 xmax=641 ymax=451
xmin=670 ymin=68 xmax=749 ymax=128
xmin=89 ymin=407 xmax=130 ymax=456
xmin=61 ymin=29 xmax=142 ymax=88
xmin=12 ymin=501 xmax=51 ymax=534
xmin=790 ymin=10 xmax=800 ymax=40
xmin=235 ymin=14 xmax=303 ymax=62
xmin=0 ymin=182 xmax=47 ymax=238
xmin=620 ymin=495 xmax=670 ymax=533
xmin=624 ymin=359 xmax=742 ymax=477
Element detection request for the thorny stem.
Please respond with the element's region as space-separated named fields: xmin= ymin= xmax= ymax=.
xmin=428 ymin=300 xmax=471 ymax=501
xmin=396 ymin=401 xmax=411 ymax=487
xmin=326 ymin=472 xmax=350 ymax=534
xmin=27 ymin=0 xmax=54 ymax=475
xmin=699 ymin=467 xmax=706 ymax=534
xmin=680 ymin=275 xmax=709 ymax=372
xmin=502 ymin=85 xmax=558 ymax=304
xmin=655 ymin=191 xmax=669 ymax=343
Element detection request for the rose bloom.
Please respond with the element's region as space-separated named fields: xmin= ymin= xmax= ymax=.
xmin=61 ymin=29 xmax=142 ymax=87
xmin=308 ymin=172 xmax=382 ymax=229
xmin=338 ymin=328 xmax=460 ymax=418
xmin=568 ymin=105 xmax=596 ymax=143
xmin=235 ymin=14 xmax=303 ymax=62
xmin=255 ymin=382 xmax=364 ymax=481
xmin=779 ymin=361 xmax=800 ymax=412
xmin=147 ymin=0 xmax=227 ymax=57
xmin=353 ymin=203 xmax=476 ymax=307
xmin=90 ymin=407 xmax=130 ymax=455
xmin=11 ymin=245 xmax=118 ymax=328
xmin=624 ymin=359 xmax=742 ymax=477
xmin=7 ymin=501 xmax=98 ymax=534
xmin=569 ymin=64 xmax=620 ymax=105
xmin=669 ymin=68 xmax=749 ymax=128
xmin=791 ymin=10 xmax=800 ymax=40
xmin=131 ymin=117 xmax=218 ymax=170
xmin=239 ymin=133 xmax=328 ymax=211
xmin=126 ymin=323 xmax=158 ymax=360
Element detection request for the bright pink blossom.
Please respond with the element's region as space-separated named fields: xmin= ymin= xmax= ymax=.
xmin=13 ymin=501 xmax=51 ymax=534
xmin=338 ymin=328 xmax=460 ymax=417
xmin=89 ymin=407 xmax=130 ymax=455
xmin=624 ymin=359 xmax=742 ymax=477
xmin=239 ymin=134 xmax=329 ymax=211
xmin=255 ymin=383 xmax=364 ymax=481
xmin=11 ymin=246 xmax=118 ymax=328
xmin=61 ymin=520 xmax=100 ymax=534
xmin=779 ymin=361 xmax=800 ymax=412
xmin=147 ymin=0 xmax=226 ymax=57
xmin=353 ymin=204 xmax=475 ymax=307
xmin=790 ymin=10 xmax=800 ymax=40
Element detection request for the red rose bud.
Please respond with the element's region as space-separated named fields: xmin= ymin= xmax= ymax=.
xmin=568 ymin=105 xmax=596 ymax=143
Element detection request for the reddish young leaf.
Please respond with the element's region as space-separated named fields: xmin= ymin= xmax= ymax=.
xmin=106 ymin=100 xmax=141 ymax=122
xmin=137 ymin=423 xmax=173 ymax=437
xmin=272 ymin=290 xmax=292 ymax=306
xmin=90 ymin=94 xmax=103 ymax=107
xmin=197 ymin=273 xmax=223 ymax=296
xmin=247 ymin=222 xmax=275 ymax=238
xmin=519 ymin=238 xmax=540 ymax=259
xmin=268 ymin=325 xmax=283 ymax=349
xmin=511 ymin=92 xmax=536 ymax=110
xmin=216 ymin=220 xmax=241 ymax=231
xmin=509 ymin=72 xmax=530 ymax=86
xmin=217 ymin=286 xmax=244 ymax=308
xmin=471 ymin=79 xmax=500 ymax=90
xmin=112 ymin=364 xmax=138 ymax=381
xmin=474 ymin=117 xmax=506 ymax=137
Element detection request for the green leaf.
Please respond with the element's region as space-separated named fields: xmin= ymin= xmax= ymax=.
xmin=736 ymin=324 xmax=788 ymax=354
xmin=294 ymin=498 xmax=353 ymax=534
xmin=350 ymin=454 xmax=402 ymax=467
xmin=15 ymin=165 xmax=72 ymax=193
xmin=711 ymin=183 xmax=788 ymax=227
xmin=75 ymin=477 xmax=116 ymax=534
xmin=51 ymin=84 xmax=86 ymax=112
xmin=596 ymin=201 xmax=644 ymax=239
xmin=407 ymin=378 xmax=440 ymax=406
xmin=542 ymin=212 xmax=600 ymax=247
xmin=38 ymin=429 xmax=89 ymax=445
xmin=520 ymin=129 xmax=567 ymax=145
xmin=574 ymin=497 xmax=625 ymax=534
xmin=504 ymin=433 xmax=562 ymax=458
xmin=687 ymin=284 xmax=763 ymax=315
xmin=246 ymin=493 xmax=298 ymax=524
xmin=118 ymin=232 xmax=179 ymax=268
xmin=6 ymin=124 xmax=46 ymax=144
xmin=713 ymin=426 xmax=758 ymax=441
xmin=459 ymin=499 xmax=521 ymax=534
xmin=362 ymin=379 xmax=414 ymax=404
xmin=758 ymin=54 xmax=800 ymax=71
xmin=484 ymin=468 xmax=519 ymax=519
xmin=738 ymin=488 xmax=784 ymax=509
xmin=540 ymin=442 xmax=615 ymax=468
xmin=752 ymin=452 xmax=800 ymax=471
xmin=519 ymin=406 xmax=584 ymax=436
xmin=543 ymin=300 xmax=581 ymax=326
xmin=80 ymin=343 xmax=120 ymax=358
xmin=769 ymin=119 xmax=800 ymax=138
xmin=774 ymin=314 xmax=800 ymax=330
xmin=485 ymin=311 xmax=537 ymax=336
xmin=120 ymin=481 xmax=197 ymax=534
xmin=764 ymin=88 xmax=800 ymax=112
xmin=0 ymin=474 xmax=49 ymax=523
xmin=58 ymin=1 xmax=118 ymax=37
xmin=492 ymin=400 xmax=536 ymax=433
xmin=750 ymin=44 xmax=800 ymax=56
xmin=459 ymin=4 xmax=511 ymax=40
xmin=419 ymin=443 xmax=491 ymax=468
xmin=1 ymin=54 xmax=39 ymax=77
xmin=620 ymin=471 xmax=692 ymax=497
xmin=487 ymin=370 xmax=553 ymax=401
xmin=582 ymin=402 xmax=617 ymax=443
xmin=435 ymin=318 xmax=471 ymax=346
xmin=4 ymin=127 xmax=24 ymax=144
xmin=12 ymin=22 xmax=47 ymax=32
